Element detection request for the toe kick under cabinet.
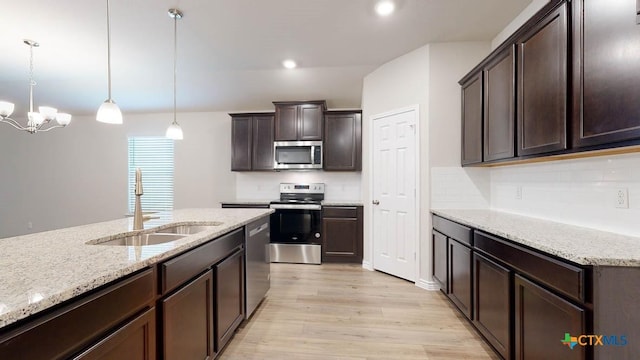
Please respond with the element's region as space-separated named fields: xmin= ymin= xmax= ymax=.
xmin=432 ymin=214 xmax=592 ymax=360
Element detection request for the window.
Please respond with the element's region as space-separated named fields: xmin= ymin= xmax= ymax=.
xmin=128 ymin=137 xmax=175 ymax=214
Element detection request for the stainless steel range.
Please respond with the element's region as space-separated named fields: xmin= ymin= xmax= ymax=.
xmin=269 ymin=183 xmax=324 ymax=264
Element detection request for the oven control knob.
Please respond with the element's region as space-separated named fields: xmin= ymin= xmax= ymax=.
xmin=315 ymin=233 xmax=321 ymax=238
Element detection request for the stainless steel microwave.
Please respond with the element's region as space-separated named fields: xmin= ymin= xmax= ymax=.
xmin=273 ymin=141 xmax=322 ymax=170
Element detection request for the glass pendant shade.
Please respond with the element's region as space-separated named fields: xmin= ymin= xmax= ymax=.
xmin=38 ymin=106 xmax=58 ymax=120
xmin=166 ymin=122 xmax=183 ymax=140
xmin=56 ymin=113 xmax=72 ymax=126
xmin=96 ymin=100 xmax=123 ymax=124
xmin=0 ymin=101 xmax=15 ymax=117
xmin=28 ymin=112 xmax=44 ymax=126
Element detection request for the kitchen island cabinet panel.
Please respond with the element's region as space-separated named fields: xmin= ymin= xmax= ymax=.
xmin=517 ymin=2 xmax=568 ymax=156
xmin=461 ymin=71 xmax=483 ymax=165
xmin=483 ymin=47 xmax=515 ymax=162
xmin=322 ymin=206 xmax=363 ymax=263
xmin=572 ymin=0 xmax=640 ymax=148
xmin=215 ymin=247 xmax=245 ymax=351
xmin=74 ymin=308 xmax=156 ymax=360
xmin=324 ymin=111 xmax=362 ymax=171
xmin=515 ymin=274 xmax=585 ymax=360
xmin=0 ymin=268 xmax=155 ymax=360
xmin=161 ymin=271 xmax=215 ymax=360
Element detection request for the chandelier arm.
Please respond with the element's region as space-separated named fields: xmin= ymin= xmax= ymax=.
xmin=0 ymin=118 xmax=29 ymax=131
xmin=38 ymin=124 xmax=66 ymax=132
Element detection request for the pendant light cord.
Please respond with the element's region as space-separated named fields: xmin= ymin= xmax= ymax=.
xmin=106 ymin=0 xmax=113 ymax=101
xmin=173 ymin=14 xmax=177 ymax=124
xmin=28 ymin=43 xmax=35 ymax=113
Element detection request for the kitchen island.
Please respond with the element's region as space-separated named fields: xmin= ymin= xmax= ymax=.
xmin=0 ymin=208 xmax=272 ymax=359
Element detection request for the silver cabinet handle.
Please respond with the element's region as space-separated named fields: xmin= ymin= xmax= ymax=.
xmin=372 ymin=200 xmax=380 ymax=205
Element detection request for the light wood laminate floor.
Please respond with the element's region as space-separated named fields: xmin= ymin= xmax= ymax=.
xmin=220 ymin=263 xmax=499 ymax=359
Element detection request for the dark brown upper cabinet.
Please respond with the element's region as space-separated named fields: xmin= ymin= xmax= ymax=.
xmin=460 ymin=72 xmax=483 ymax=165
xmin=572 ymin=0 xmax=640 ymax=148
xmin=273 ymin=101 xmax=326 ymax=141
xmin=517 ymin=2 xmax=568 ymax=156
xmin=483 ymin=46 xmax=515 ymax=162
xmin=230 ymin=113 xmax=274 ymax=171
xmin=324 ymin=110 xmax=362 ymax=171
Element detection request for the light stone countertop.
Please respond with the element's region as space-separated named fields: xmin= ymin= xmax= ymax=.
xmin=0 ymin=208 xmax=273 ymax=329
xmin=322 ymin=201 xmax=364 ymax=207
xmin=431 ymin=209 xmax=640 ymax=267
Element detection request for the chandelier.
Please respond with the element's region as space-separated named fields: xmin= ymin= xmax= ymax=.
xmin=0 ymin=40 xmax=72 ymax=134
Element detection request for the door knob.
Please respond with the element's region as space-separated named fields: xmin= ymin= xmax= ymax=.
xmin=372 ymin=200 xmax=380 ymax=205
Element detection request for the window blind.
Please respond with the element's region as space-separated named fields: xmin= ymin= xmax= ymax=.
xmin=128 ymin=137 xmax=175 ymax=213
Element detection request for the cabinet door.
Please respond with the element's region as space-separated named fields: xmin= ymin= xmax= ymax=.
xmin=299 ymin=103 xmax=324 ymax=140
xmin=573 ymin=0 xmax=640 ymax=148
xmin=73 ymin=308 xmax=156 ymax=360
xmin=274 ymin=104 xmax=298 ymax=141
xmin=448 ymin=239 xmax=473 ymax=319
xmin=252 ymin=115 xmax=275 ymax=170
xmin=231 ymin=116 xmax=252 ymax=171
xmin=515 ymin=275 xmax=585 ymax=360
xmin=161 ymin=271 xmax=215 ymax=360
xmin=215 ymin=248 xmax=245 ymax=351
xmin=517 ymin=3 xmax=568 ymax=156
xmin=484 ymin=47 xmax=515 ymax=162
xmin=461 ymin=72 xmax=483 ymax=165
xmin=324 ymin=112 xmax=362 ymax=171
xmin=322 ymin=207 xmax=363 ymax=263
xmin=473 ymin=253 xmax=511 ymax=360
xmin=432 ymin=230 xmax=448 ymax=293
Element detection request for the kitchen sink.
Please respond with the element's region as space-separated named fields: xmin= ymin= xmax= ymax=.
xmin=154 ymin=223 xmax=223 ymax=235
xmin=93 ymin=233 xmax=186 ymax=246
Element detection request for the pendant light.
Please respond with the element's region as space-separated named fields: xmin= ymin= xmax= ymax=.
xmin=96 ymin=0 xmax=123 ymax=124
xmin=166 ymin=8 xmax=184 ymax=140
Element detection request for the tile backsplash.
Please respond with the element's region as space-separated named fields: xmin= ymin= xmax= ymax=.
xmin=235 ymin=172 xmax=362 ymax=201
xmin=430 ymin=153 xmax=640 ymax=237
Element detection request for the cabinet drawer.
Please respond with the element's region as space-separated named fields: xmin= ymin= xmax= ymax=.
xmin=474 ymin=231 xmax=585 ymax=303
xmin=0 ymin=268 xmax=155 ymax=360
xmin=323 ymin=206 xmax=358 ymax=218
xmin=161 ymin=228 xmax=244 ymax=294
xmin=432 ymin=215 xmax=473 ymax=246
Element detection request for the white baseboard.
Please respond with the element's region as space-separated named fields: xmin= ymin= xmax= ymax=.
xmin=362 ymin=260 xmax=373 ymax=271
xmin=416 ymin=278 xmax=440 ymax=291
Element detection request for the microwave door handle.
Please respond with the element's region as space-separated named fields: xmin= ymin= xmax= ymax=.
xmin=310 ymin=146 xmax=315 ymax=165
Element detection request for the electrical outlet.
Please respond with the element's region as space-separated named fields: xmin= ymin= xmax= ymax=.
xmin=615 ymin=188 xmax=629 ymax=209
xmin=27 ymin=221 xmax=33 ymax=229
xmin=516 ymin=186 xmax=522 ymax=200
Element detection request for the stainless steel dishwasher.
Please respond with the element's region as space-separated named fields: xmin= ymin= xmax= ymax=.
xmin=244 ymin=217 xmax=270 ymax=319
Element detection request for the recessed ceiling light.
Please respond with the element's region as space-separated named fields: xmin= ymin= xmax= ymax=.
xmin=283 ymin=59 xmax=297 ymax=69
xmin=375 ymin=0 xmax=395 ymax=16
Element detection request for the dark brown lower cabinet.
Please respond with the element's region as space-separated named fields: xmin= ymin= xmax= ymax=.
xmin=215 ymin=248 xmax=245 ymax=351
xmin=514 ymin=274 xmax=585 ymax=360
xmin=449 ymin=239 xmax=473 ymax=319
xmin=73 ymin=308 xmax=156 ymax=360
xmin=474 ymin=253 xmax=511 ymax=359
xmin=161 ymin=271 xmax=215 ymax=360
xmin=322 ymin=206 xmax=363 ymax=263
xmin=432 ymin=230 xmax=448 ymax=292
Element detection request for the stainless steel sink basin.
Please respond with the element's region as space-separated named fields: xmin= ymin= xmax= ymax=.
xmin=154 ymin=223 xmax=223 ymax=235
xmin=95 ymin=233 xmax=186 ymax=246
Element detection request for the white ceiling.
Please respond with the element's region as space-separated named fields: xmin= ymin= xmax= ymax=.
xmin=0 ymin=0 xmax=531 ymax=116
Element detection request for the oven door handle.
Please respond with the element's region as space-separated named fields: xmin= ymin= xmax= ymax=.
xmin=269 ymin=204 xmax=322 ymax=210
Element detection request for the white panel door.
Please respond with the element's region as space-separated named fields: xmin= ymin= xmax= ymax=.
xmin=372 ymin=108 xmax=417 ymax=281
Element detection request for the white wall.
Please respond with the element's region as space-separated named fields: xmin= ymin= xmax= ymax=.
xmin=491 ymin=0 xmax=551 ymax=50
xmin=361 ymin=44 xmax=430 ymax=281
xmin=0 ymin=111 xmax=234 ymax=238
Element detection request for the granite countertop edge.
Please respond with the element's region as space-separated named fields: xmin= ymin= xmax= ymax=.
xmin=0 ymin=208 xmax=273 ymax=329
xmin=431 ymin=209 xmax=640 ymax=267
